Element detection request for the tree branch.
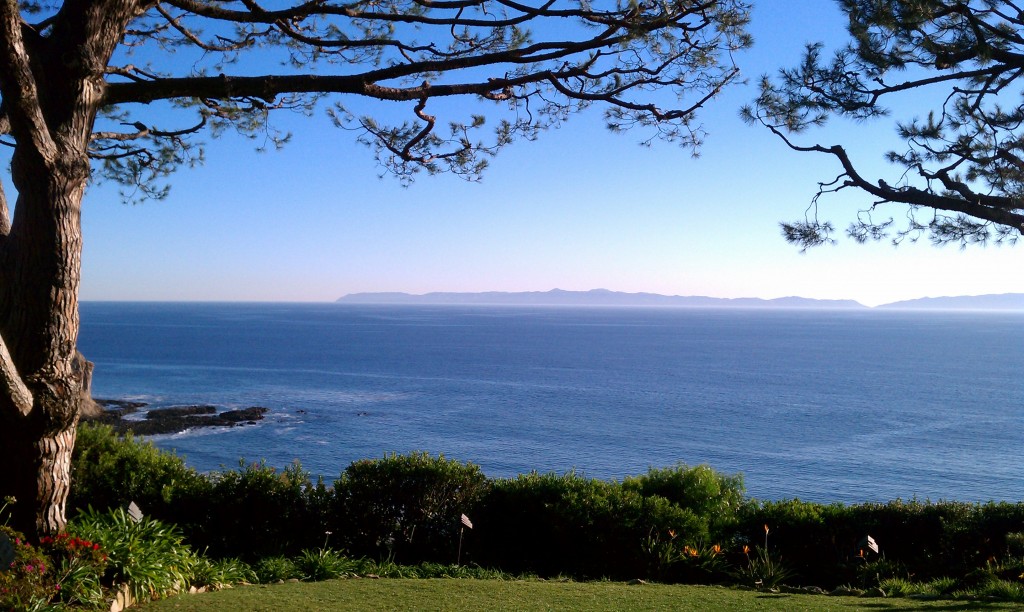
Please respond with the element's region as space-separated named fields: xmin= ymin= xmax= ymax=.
xmin=0 ymin=331 xmax=34 ymax=418
xmin=0 ymin=0 xmax=56 ymax=162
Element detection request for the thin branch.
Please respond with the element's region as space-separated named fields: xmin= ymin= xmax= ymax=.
xmin=0 ymin=332 xmax=34 ymax=418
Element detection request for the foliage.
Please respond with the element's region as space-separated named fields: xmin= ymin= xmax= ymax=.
xmin=623 ymin=464 xmax=745 ymax=538
xmin=0 ymin=525 xmax=109 ymax=610
xmin=70 ymin=423 xmax=212 ymax=527
xmin=64 ymin=433 xmax=1024 ymax=590
xmin=294 ymin=548 xmax=359 ymax=582
xmin=642 ymin=530 xmax=733 ymax=584
xmin=738 ymin=498 xmax=1024 ymax=588
xmin=253 ymin=556 xmax=299 ymax=584
xmin=745 ymin=0 xmax=1024 ymax=247
xmin=71 ymin=507 xmax=199 ymax=604
xmin=0 ymin=526 xmax=56 ymax=611
xmin=190 ymin=557 xmax=256 ymax=591
xmin=473 ymin=470 xmax=716 ymax=579
xmin=333 ymin=452 xmax=489 ymax=563
xmin=197 ymin=460 xmax=331 ymax=559
xmin=734 ymin=545 xmax=792 ymax=590
xmin=36 ymin=531 xmax=109 ymax=608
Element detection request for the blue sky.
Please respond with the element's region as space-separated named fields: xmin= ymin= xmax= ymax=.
xmin=76 ymin=1 xmax=1022 ymax=307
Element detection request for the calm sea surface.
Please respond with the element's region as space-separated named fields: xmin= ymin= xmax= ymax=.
xmin=77 ymin=302 xmax=1024 ymax=504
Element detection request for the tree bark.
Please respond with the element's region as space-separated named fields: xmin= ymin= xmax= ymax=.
xmin=0 ymin=0 xmax=146 ymax=538
xmin=0 ymin=147 xmax=89 ymax=537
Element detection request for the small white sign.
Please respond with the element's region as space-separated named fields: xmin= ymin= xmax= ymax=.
xmin=859 ymin=535 xmax=879 ymax=554
xmin=127 ymin=501 xmax=144 ymax=524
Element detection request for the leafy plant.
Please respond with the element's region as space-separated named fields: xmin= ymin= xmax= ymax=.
xmin=190 ymin=557 xmax=256 ymax=590
xmin=254 ymin=556 xmax=299 ymax=583
xmin=0 ymin=525 xmax=110 ymax=610
xmin=71 ymin=507 xmax=199 ymax=603
xmin=295 ymin=548 xmax=357 ymax=581
xmin=0 ymin=526 xmax=53 ymax=611
xmin=733 ymin=526 xmax=792 ymax=589
xmin=38 ymin=531 xmax=109 ymax=607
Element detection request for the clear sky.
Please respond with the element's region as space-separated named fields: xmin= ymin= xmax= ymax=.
xmin=75 ymin=1 xmax=1023 ymax=308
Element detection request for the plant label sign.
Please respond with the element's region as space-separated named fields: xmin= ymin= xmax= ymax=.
xmin=0 ymin=532 xmax=14 ymax=568
xmin=128 ymin=501 xmax=144 ymax=524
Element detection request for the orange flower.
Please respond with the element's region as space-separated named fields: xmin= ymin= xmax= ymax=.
xmin=685 ymin=546 xmax=698 ymax=557
xmin=711 ymin=544 xmax=721 ymax=555
xmin=742 ymin=545 xmax=750 ymax=555
xmin=667 ymin=529 xmax=676 ymax=539
xmin=764 ymin=524 xmax=770 ymax=535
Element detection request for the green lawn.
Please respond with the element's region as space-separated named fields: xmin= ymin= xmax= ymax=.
xmin=140 ymin=579 xmax=1019 ymax=611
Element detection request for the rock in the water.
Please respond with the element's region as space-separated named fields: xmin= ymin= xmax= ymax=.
xmin=83 ymin=401 xmax=269 ymax=435
xmin=145 ymin=405 xmax=217 ymax=419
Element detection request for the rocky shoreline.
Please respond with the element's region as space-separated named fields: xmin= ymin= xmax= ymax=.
xmin=84 ymin=399 xmax=268 ymax=436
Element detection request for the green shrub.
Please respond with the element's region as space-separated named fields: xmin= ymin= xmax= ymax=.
xmin=0 ymin=525 xmax=110 ymax=611
xmin=197 ymin=460 xmax=330 ymax=559
xmin=878 ymin=576 xmax=920 ymax=597
xmin=71 ymin=507 xmax=199 ymax=603
xmin=295 ymin=548 xmax=357 ymax=581
xmin=0 ymin=526 xmax=55 ymax=610
xmin=190 ymin=557 xmax=256 ymax=590
xmin=70 ymin=423 xmax=213 ymax=546
xmin=738 ymin=499 xmax=1024 ymax=588
xmin=333 ymin=452 xmax=489 ymax=564
xmin=623 ymin=464 xmax=744 ymax=538
xmin=474 ymin=471 xmax=710 ymax=579
xmin=38 ymin=530 xmax=109 ymax=608
xmin=254 ymin=556 xmax=299 ymax=583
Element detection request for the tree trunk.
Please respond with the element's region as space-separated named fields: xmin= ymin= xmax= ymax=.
xmin=0 ymin=150 xmax=89 ymax=538
xmin=0 ymin=414 xmax=78 ymax=537
xmin=0 ymin=0 xmax=144 ymax=540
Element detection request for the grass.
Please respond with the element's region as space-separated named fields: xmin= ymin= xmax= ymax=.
xmin=139 ymin=579 xmax=1024 ymax=611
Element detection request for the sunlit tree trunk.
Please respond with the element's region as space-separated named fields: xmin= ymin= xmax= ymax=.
xmin=0 ymin=145 xmax=89 ymax=537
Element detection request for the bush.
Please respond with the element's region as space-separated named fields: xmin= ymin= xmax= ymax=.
xmin=196 ymin=460 xmax=331 ymax=559
xmin=333 ymin=452 xmax=489 ymax=564
xmin=294 ymin=548 xmax=359 ymax=581
xmin=737 ymin=498 xmax=1024 ymax=588
xmin=623 ymin=464 xmax=744 ymax=539
xmin=253 ymin=556 xmax=299 ymax=583
xmin=70 ymin=423 xmax=212 ymax=530
xmin=71 ymin=507 xmax=199 ymax=604
xmin=190 ymin=557 xmax=256 ymax=590
xmin=473 ymin=471 xmax=712 ymax=579
xmin=0 ymin=525 xmax=109 ymax=610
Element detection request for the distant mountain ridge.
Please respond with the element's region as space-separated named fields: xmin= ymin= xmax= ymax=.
xmin=878 ymin=293 xmax=1024 ymax=310
xmin=336 ymin=288 xmax=866 ymax=309
xmin=337 ymin=289 xmax=1024 ymax=310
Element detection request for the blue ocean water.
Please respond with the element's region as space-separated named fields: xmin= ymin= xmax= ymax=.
xmin=77 ymin=302 xmax=1024 ymax=505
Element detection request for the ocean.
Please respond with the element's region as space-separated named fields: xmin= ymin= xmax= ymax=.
xmin=77 ymin=302 xmax=1024 ymax=505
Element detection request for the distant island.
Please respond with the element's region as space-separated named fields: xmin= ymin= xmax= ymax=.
xmin=877 ymin=293 xmax=1024 ymax=311
xmin=337 ymin=289 xmax=1024 ymax=311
